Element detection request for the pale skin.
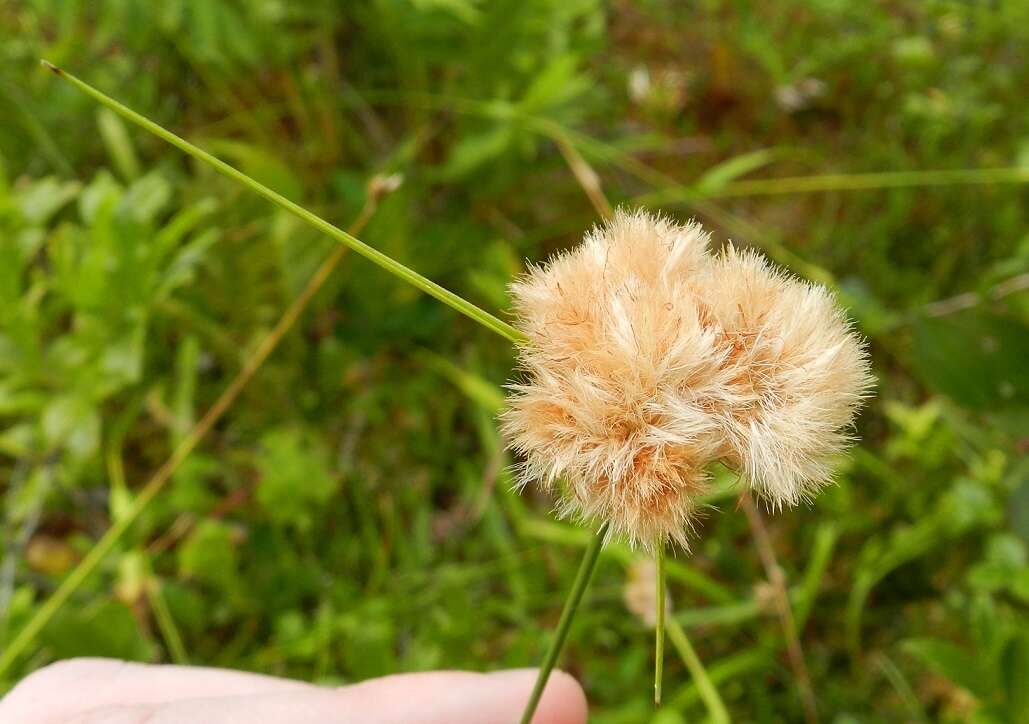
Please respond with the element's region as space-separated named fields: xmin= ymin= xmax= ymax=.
xmin=0 ymin=659 xmax=588 ymax=724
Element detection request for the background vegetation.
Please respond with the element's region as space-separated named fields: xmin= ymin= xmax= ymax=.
xmin=2 ymin=1 xmax=1028 ymax=721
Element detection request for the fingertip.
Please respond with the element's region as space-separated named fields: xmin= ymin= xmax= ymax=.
xmin=488 ymin=668 xmax=588 ymax=724
xmin=540 ymin=669 xmax=588 ymax=724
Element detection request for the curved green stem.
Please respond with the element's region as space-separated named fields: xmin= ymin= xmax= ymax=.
xmin=666 ymin=617 xmax=731 ymax=724
xmin=40 ymin=61 xmax=525 ymax=347
xmin=655 ymin=541 xmax=666 ymax=705
xmin=519 ymin=521 xmax=608 ymax=724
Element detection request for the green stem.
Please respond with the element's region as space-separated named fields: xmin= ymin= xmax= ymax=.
xmin=519 ymin=521 xmax=608 ymax=724
xmin=41 ymin=61 xmax=525 ymax=347
xmin=636 ymin=167 xmax=1029 ymax=207
xmin=655 ymin=541 xmax=666 ymax=705
xmin=707 ymin=167 xmax=1029 ymax=197
xmin=666 ymin=617 xmax=731 ymax=724
xmin=519 ymin=518 xmax=735 ymax=604
xmin=147 ymin=578 xmax=189 ymax=665
xmin=0 ymin=471 xmax=166 ymax=676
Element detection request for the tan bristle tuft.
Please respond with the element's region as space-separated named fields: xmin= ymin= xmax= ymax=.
xmin=502 ymin=209 xmax=873 ymax=551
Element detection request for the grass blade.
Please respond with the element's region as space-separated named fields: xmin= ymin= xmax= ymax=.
xmin=519 ymin=521 xmax=609 ymax=724
xmin=699 ymin=167 xmax=1029 ymax=198
xmin=741 ymin=493 xmax=818 ymax=724
xmin=41 ymin=60 xmax=525 ymax=346
xmin=655 ymin=540 xmax=666 ymax=705
xmin=666 ymin=617 xmax=731 ymax=724
xmin=147 ymin=577 xmax=189 ymax=665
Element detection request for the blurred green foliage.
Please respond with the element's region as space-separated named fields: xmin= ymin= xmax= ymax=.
xmin=1 ymin=0 xmax=1028 ymax=721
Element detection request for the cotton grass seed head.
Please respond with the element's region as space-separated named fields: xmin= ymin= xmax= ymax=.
xmin=696 ymin=244 xmax=875 ymax=508
xmin=503 ymin=209 xmax=873 ymax=551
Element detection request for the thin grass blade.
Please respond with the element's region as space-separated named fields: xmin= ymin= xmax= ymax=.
xmin=655 ymin=541 xmax=666 ymax=705
xmin=519 ymin=521 xmax=609 ymax=724
xmin=41 ymin=61 xmax=525 ymax=346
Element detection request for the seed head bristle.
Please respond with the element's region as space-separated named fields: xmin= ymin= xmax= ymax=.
xmin=502 ymin=209 xmax=874 ymax=551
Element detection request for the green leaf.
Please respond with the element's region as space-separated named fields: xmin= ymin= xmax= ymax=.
xmin=97 ymin=107 xmax=141 ymax=181
xmin=912 ymin=311 xmax=1029 ymax=410
xmin=153 ymin=197 xmax=218 ymax=251
xmin=520 ymin=55 xmax=590 ymax=114
xmin=967 ymin=535 xmax=1029 ymax=602
xmin=158 ymin=228 xmax=220 ymax=299
xmin=0 ymin=382 xmax=46 ymax=416
xmin=77 ymin=171 xmax=122 ymax=224
xmin=255 ymin=428 xmax=339 ymax=531
xmin=201 ymin=139 xmax=303 ymax=200
xmin=41 ymin=395 xmax=100 ymax=461
xmin=0 ymin=423 xmax=38 ymax=458
xmin=411 ymin=0 xmax=482 ymax=25
xmin=693 ymin=148 xmax=782 ymax=195
xmin=1001 ymin=634 xmax=1029 ymax=720
xmin=178 ymin=519 xmax=240 ymax=590
xmin=902 ymin=638 xmax=995 ymax=699
xmin=442 ymin=125 xmax=514 ymax=179
xmin=44 ymin=600 xmax=156 ymax=661
xmin=652 ymin=710 xmax=687 ymax=724
xmin=847 ymin=482 xmax=999 ymax=651
xmin=1009 ymin=461 xmax=1029 ymax=544
xmin=120 ymin=172 xmax=172 ymax=222
xmin=98 ymin=321 xmax=146 ymax=386
xmin=418 ymin=351 xmax=505 ymax=413
xmin=16 ymin=177 xmax=80 ymax=225
xmin=162 ymin=580 xmax=208 ymax=636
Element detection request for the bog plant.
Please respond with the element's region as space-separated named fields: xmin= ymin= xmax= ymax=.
xmin=504 ymin=209 xmax=872 ymax=549
xmin=0 ymin=62 xmax=880 ymax=723
xmin=1 ymin=4 xmax=1027 ymax=722
xmin=503 ymin=209 xmax=871 ymax=717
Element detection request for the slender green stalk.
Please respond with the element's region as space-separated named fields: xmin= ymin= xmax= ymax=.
xmin=666 ymin=617 xmax=731 ymax=724
xmin=703 ymin=167 xmax=1029 ymax=197
xmin=655 ymin=541 xmax=666 ymax=705
xmin=359 ymin=89 xmax=1029 ymax=197
xmin=147 ymin=579 xmax=189 ymax=665
xmin=520 ymin=518 xmax=735 ymax=603
xmin=0 ymin=464 xmax=166 ymax=676
xmin=519 ymin=522 xmax=609 ymax=724
xmin=669 ymin=650 xmax=768 ymax=710
xmin=40 ymin=61 xmax=525 ymax=346
xmin=635 ymin=167 xmax=1029 ymax=206
xmin=741 ymin=493 xmax=817 ymax=724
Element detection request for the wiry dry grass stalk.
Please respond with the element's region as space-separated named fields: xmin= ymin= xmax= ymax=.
xmin=555 ymin=132 xmax=614 ymax=219
xmin=742 ymin=492 xmax=818 ymax=724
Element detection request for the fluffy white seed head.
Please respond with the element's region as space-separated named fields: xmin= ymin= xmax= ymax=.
xmin=502 ymin=209 xmax=873 ymax=550
xmin=696 ymin=244 xmax=875 ymax=508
